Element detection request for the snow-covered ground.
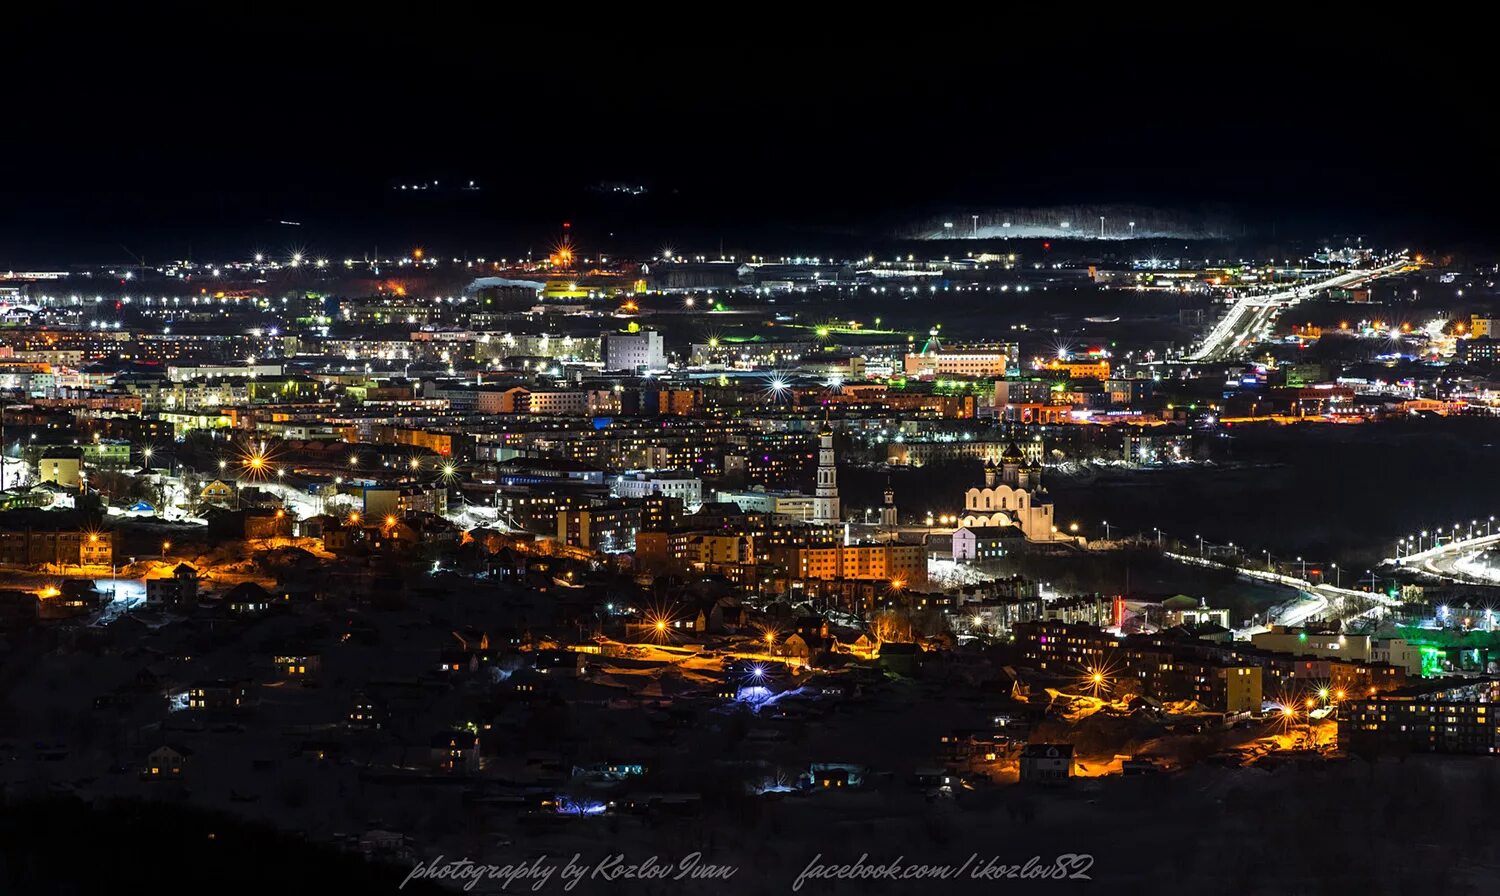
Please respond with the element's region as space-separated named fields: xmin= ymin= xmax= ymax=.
xmin=92 ymin=578 xmax=147 ymax=624
xmin=927 ymin=558 xmax=997 ymax=589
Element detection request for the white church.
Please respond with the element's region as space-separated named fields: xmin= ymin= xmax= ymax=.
xmin=957 ymin=441 xmax=1057 ymax=541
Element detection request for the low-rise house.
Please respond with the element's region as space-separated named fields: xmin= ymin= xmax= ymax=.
xmin=1019 ymin=743 xmax=1073 ymax=783
xmin=432 ymin=731 xmax=481 ymax=772
xmin=223 ymin=581 xmax=276 ymax=614
xmin=273 ymin=652 xmax=321 ymax=679
xmin=146 ymin=563 xmax=200 ymax=608
xmin=877 ymin=641 xmax=922 ymax=676
xmin=143 ymin=744 xmax=192 ymax=779
xmin=187 ymin=679 xmax=250 ymax=711
xmin=348 ymin=692 xmax=384 ymax=730
xmin=200 ymin=479 xmax=235 ymax=506
xmin=437 ymin=649 xmax=479 ymax=675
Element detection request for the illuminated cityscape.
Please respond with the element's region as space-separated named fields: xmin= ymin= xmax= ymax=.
xmin=2 ymin=16 xmax=1498 ymax=896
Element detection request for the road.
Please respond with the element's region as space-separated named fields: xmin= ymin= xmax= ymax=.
xmin=1188 ymin=260 xmax=1410 ymax=362
xmin=1164 ymin=551 xmax=1398 ymax=635
xmin=1392 ymin=531 xmax=1500 ymax=585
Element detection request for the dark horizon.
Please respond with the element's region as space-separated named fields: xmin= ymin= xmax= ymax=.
xmin=4 ymin=15 xmax=1496 ymax=266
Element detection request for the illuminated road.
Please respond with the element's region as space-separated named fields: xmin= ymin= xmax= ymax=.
xmin=1188 ymin=260 xmax=1409 ymax=362
xmin=1391 ymin=531 xmax=1500 ymax=585
xmin=1165 ymin=551 xmax=1399 ymax=635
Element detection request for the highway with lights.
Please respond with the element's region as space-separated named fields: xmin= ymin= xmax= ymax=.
xmin=1165 ymin=551 xmax=1399 ymax=635
xmin=1188 ymin=260 xmax=1411 ymax=362
xmin=1391 ymin=529 xmax=1500 ymax=585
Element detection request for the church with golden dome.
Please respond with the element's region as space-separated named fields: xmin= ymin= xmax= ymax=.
xmin=957 ymin=441 xmax=1058 ymax=541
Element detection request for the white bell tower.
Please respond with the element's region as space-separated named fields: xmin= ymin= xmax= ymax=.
xmin=813 ymin=425 xmax=840 ymax=525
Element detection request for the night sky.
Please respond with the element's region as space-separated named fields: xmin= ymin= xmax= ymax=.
xmin=3 ymin=15 xmax=1492 ymax=265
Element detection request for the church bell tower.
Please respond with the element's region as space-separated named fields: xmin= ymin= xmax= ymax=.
xmin=813 ymin=425 xmax=840 ymax=525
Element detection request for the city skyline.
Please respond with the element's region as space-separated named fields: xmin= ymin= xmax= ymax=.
xmin=5 ymin=17 xmax=1500 ymax=895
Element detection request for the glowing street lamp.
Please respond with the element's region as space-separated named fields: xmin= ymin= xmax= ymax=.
xmin=1082 ymin=666 xmax=1112 ymax=698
